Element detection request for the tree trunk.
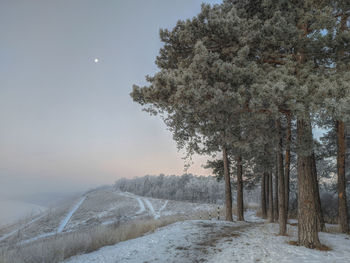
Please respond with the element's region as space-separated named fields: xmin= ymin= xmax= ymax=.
xmin=297 ymin=116 xmax=321 ymax=248
xmin=261 ymin=173 xmax=267 ymax=219
xmin=276 ymin=119 xmax=287 ymax=235
xmin=223 ymin=146 xmax=233 ymax=221
xmin=311 ymin=153 xmax=325 ymax=232
xmin=236 ymin=155 xmax=244 ymax=221
xmin=336 ymin=14 xmax=350 ymax=234
xmin=285 ymin=114 xmax=291 ymax=218
xmin=268 ymin=172 xmax=274 ymax=223
xmin=265 ymin=172 xmax=270 ymax=211
xmin=337 ymin=120 xmax=349 ymax=233
xmin=274 ymin=158 xmax=279 ymax=221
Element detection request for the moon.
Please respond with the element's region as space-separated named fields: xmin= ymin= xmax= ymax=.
xmin=94 ymin=58 xmax=99 ymax=63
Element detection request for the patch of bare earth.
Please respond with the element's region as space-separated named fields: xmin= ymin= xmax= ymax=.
xmin=174 ymin=221 xmax=257 ymax=263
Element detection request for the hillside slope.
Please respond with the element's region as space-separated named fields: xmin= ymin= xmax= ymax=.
xmin=0 ymin=188 xmax=217 ymax=248
xmin=65 ymin=216 xmax=350 ymax=263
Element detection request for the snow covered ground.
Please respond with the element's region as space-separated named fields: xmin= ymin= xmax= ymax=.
xmin=0 ymin=189 xmax=217 ymax=247
xmin=3 ymin=188 xmax=349 ymax=263
xmin=210 ymin=220 xmax=350 ymax=263
xmin=65 ymin=212 xmax=350 ymax=263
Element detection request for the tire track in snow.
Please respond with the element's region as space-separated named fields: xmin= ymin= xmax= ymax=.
xmin=135 ymin=198 xmax=146 ymax=214
xmin=18 ymin=196 xmax=86 ymax=245
xmin=155 ymin=200 xmax=168 ymax=219
xmin=143 ymin=199 xmax=156 ymax=218
xmin=0 ymin=214 xmax=46 ymax=242
xmin=19 ymin=232 xmax=56 ymax=245
xmin=117 ymin=192 xmax=146 ymax=215
xmin=57 ymin=196 xmax=86 ymax=233
xmin=118 ymin=192 xmax=168 ymax=219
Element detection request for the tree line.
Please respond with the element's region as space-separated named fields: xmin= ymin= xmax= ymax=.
xmin=114 ymin=174 xmax=263 ymax=205
xmin=130 ymin=0 xmax=350 ymax=249
xmin=115 ymin=174 xmax=224 ymax=204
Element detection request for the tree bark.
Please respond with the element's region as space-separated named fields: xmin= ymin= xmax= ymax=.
xmin=285 ymin=114 xmax=291 ymax=218
xmin=268 ymin=172 xmax=274 ymax=223
xmin=261 ymin=173 xmax=267 ymax=219
xmin=337 ymin=120 xmax=349 ymax=233
xmin=297 ymin=116 xmax=321 ymax=248
xmin=276 ymin=119 xmax=287 ymax=235
xmin=311 ymin=152 xmax=325 ymax=232
xmin=236 ymin=155 xmax=244 ymax=221
xmin=223 ymin=146 xmax=233 ymax=221
xmin=274 ymin=158 xmax=279 ymax=221
xmin=265 ymin=172 xmax=270 ymax=211
xmin=336 ymin=13 xmax=350 ymax=234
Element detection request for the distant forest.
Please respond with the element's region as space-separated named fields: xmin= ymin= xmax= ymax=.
xmin=115 ymin=174 xmax=224 ymax=204
xmin=115 ymin=174 xmax=262 ymax=205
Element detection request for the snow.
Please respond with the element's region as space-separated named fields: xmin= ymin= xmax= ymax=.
xmin=0 ymin=190 xmax=219 ymax=247
xmin=64 ymin=212 xmax=350 ymax=263
xmin=210 ymin=222 xmax=350 ymax=263
xmin=135 ymin=198 xmax=145 ymax=214
xmin=5 ymin=189 xmax=349 ymax=263
xmin=64 ymin=220 xmax=235 ymax=263
xmin=0 ymin=214 xmax=45 ymax=242
xmin=117 ymin=192 xmax=171 ymax=219
xmin=19 ymin=231 xmax=56 ymax=245
xmin=143 ymin=198 xmax=156 ymax=216
xmin=13 ymin=196 xmax=86 ymax=245
xmin=155 ymin=200 xmax=168 ymax=219
xmin=117 ymin=192 xmax=146 ymax=215
xmin=57 ymin=196 xmax=86 ymax=233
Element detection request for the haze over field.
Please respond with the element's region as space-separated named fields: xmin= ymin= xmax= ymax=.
xmin=0 ymin=0 xmax=223 ymax=201
xmin=1 ymin=1 xmax=350 ymax=262
xmin=0 ymin=200 xmax=45 ymax=227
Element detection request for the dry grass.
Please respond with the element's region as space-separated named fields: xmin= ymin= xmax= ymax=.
xmin=288 ymin=240 xmax=299 ymax=246
xmin=255 ymin=210 xmax=263 ymax=218
xmin=287 ymin=240 xmax=332 ymax=251
xmin=0 ymin=201 xmax=259 ymax=262
xmin=0 ymin=212 xmax=207 ymax=263
xmin=316 ymin=245 xmax=332 ymax=251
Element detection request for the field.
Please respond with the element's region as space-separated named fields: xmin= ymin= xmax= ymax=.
xmin=2 ymin=187 xmax=349 ymax=263
xmin=0 ymin=187 xmax=219 ymax=262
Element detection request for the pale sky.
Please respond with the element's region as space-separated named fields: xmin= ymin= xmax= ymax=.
xmin=0 ymin=0 xmax=223 ymax=197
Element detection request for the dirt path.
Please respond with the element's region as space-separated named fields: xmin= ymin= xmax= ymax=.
xmin=117 ymin=192 xmax=168 ymax=219
xmin=175 ymin=221 xmax=261 ymax=263
xmin=65 ymin=220 xmax=260 ymax=263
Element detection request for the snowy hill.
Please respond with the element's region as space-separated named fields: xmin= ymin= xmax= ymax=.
xmin=65 ymin=213 xmax=350 ymax=263
xmin=0 ymin=187 xmax=217 ymax=248
xmin=2 ymin=188 xmax=350 ymax=263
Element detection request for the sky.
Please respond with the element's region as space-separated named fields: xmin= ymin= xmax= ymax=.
xmin=0 ymin=0 xmax=225 ymax=198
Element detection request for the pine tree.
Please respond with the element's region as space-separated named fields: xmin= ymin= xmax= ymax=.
xmin=284 ymin=114 xmax=292 ymax=217
xmin=276 ymin=119 xmax=287 ymax=235
xmin=318 ymin=0 xmax=350 ymax=234
xmin=233 ymin=0 xmax=336 ymax=247
xmin=333 ymin=0 xmax=350 ymax=234
xmin=131 ymin=0 xmax=349 ymax=248
xmin=131 ymin=4 xmax=258 ymax=222
xmin=261 ymin=172 xmax=267 ymax=219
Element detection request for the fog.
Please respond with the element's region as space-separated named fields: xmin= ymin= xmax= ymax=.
xmin=0 ymin=0 xmax=223 ymax=219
